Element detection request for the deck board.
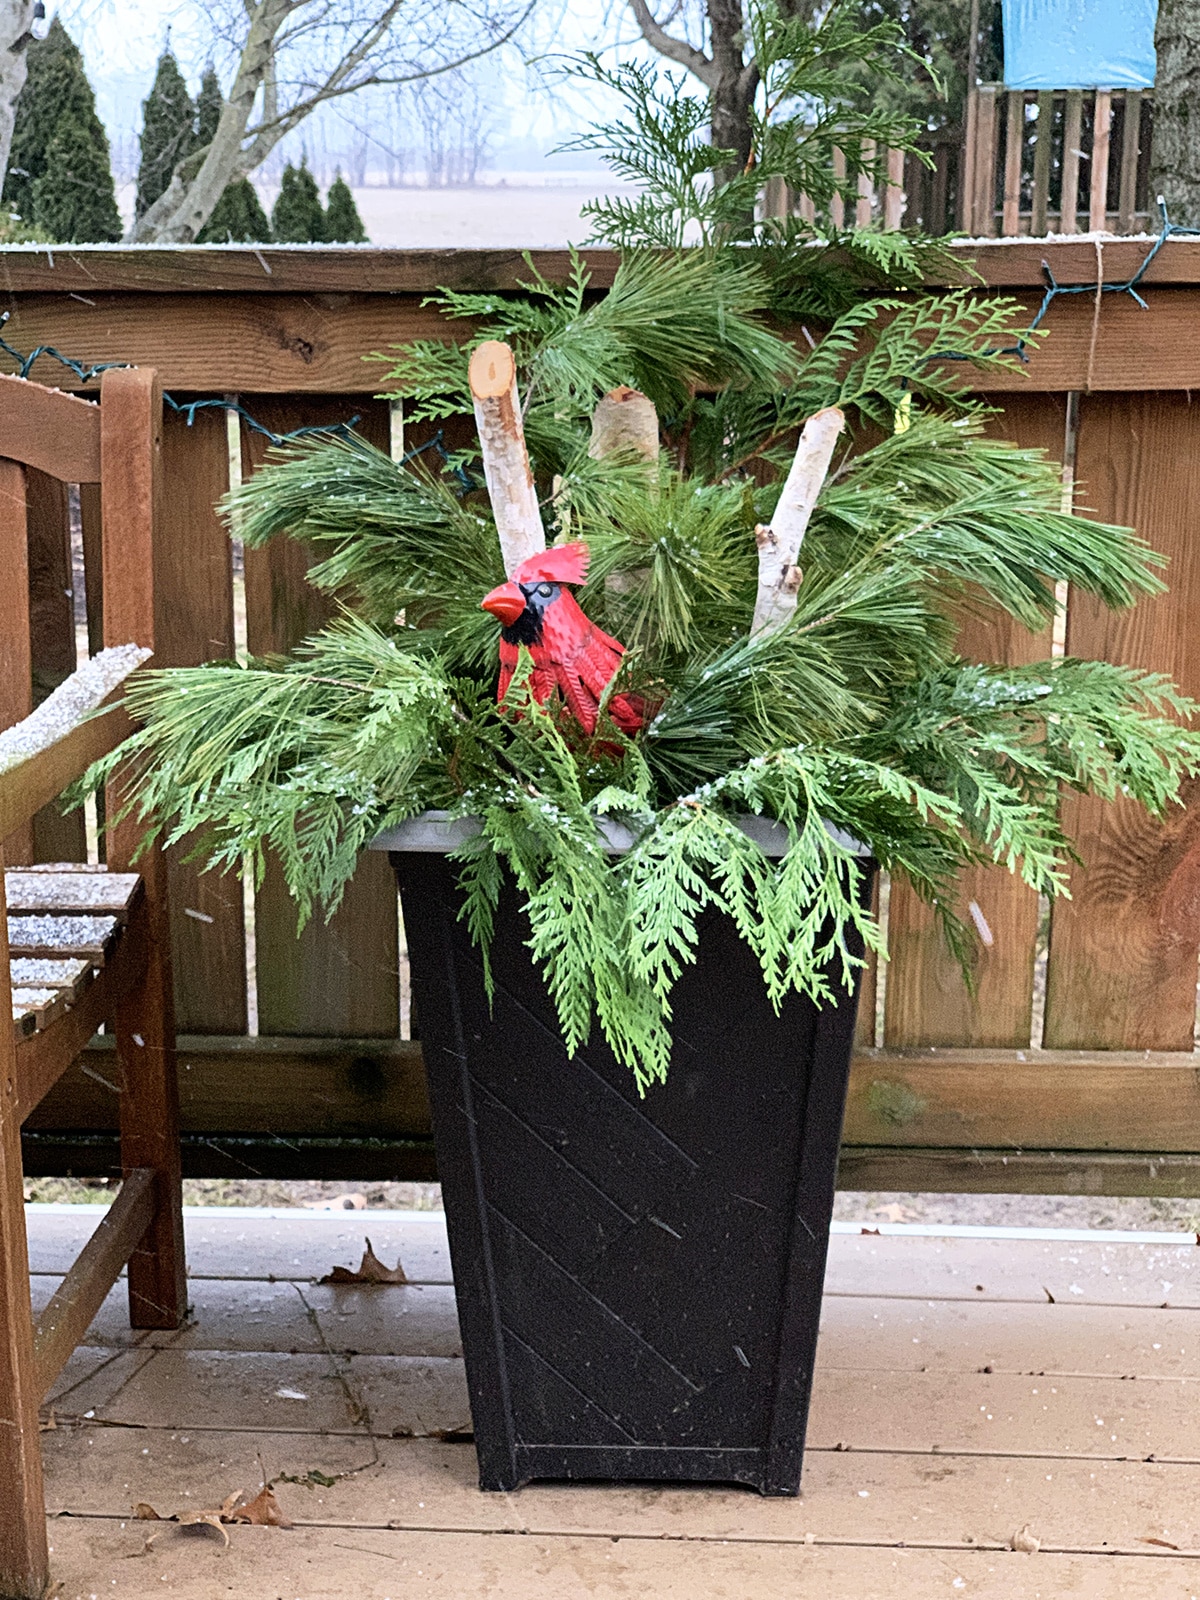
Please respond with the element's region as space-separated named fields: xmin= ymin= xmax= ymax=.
xmin=29 ymin=1207 xmax=1200 ymax=1598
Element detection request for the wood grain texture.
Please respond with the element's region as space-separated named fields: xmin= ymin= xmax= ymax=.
xmin=4 ymin=281 xmax=1200 ymax=394
xmin=837 ymin=1145 xmax=1200 ymax=1196
xmin=242 ymin=397 xmax=399 ymax=1038
xmin=32 ymin=1166 xmax=155 ymax=1397
xmin=26 ymin=468 xmax=87 ymax=863
xmin=0 ymin=373 xmax=99 ymax=481
xmin=883 ymin=394 xmax=1063 ymax=1048
xmin=0 ymin=239 xmax=1197 ymax=296
xmin=1030 ymin=92 xmax=1053 ymax=236
xmin=1045 ymin=392 xmax=1200 ymax=1050
xmin=0 ymin=851 xmax=50 ymax=1597
xmin=157 ymin=404 xmax=245 ymax=1034
xmin=0 ymin=703 xmax=130 ymax=842
xmin=96 ymin=364 xmax=186 ymax=1329
xmin=0 ymin=458 xmax=32 ymax=863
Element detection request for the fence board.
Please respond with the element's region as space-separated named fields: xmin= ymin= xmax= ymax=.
xmin=26 ymin=469 xmax=86 ymax=863
xmin=155 ymin=406 xmax=246 ymax=1033
xmin=1090 ymin=90 xmax=1112 ymax=231
xmin=1060 ymin=92 xmax=1082 ymax=233
xmin=883 ymin=394 xmax=1064 ymax=1048
xmin=1031 ymin=92 xmax=1053 ymax=236
xmin=1045 ymin=391 xmax=1200 ymax=1050
xmin=241 ymin=395 xmax=400 ymax=1038
xmin=1118 ymin=91 xmax=1142 ymax=231
xmin=1002 ymin=92 xmax=1023 ymax=235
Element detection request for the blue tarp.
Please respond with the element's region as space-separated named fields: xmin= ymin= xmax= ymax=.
xmin=1002 ymin=0 xmax=1157 ymax=89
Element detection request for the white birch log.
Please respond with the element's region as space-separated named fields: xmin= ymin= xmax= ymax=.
xmin=589 ymin=386 xmax=660 ymax=464
xmin=751 ymin=405 xmax=845 ymax=637
xmin=468 ymin=340 xmax=546 ymax=578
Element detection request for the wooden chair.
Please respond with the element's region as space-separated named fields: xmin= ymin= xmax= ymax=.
xmin=0 ymin=369 xmax=185 ymax=1600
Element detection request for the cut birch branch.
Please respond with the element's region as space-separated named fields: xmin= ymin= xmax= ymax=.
xmin=589 ymin=386 xmax=660 ymax=465
xmin=468 ymin=340 xmax=546 ymax=578
xmin=751 ymin=405 xmax=845 ymax=638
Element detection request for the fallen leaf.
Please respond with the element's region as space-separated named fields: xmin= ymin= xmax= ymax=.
xmin=1140 ymin=1536 xmax=1181 ymax=1550
xmin=321 ymin=1237 xmax=409 ymax=1285
xmin=132 ymin=1503 xmax=161 ymax=1521
xmin=1010 ymin=1524 xmax=1041 ymax=1554
xmin=1042 ymin=1287 xmax=1056 ymax=1304
xmin=230 ymin=1485 xmax=294 ymax=1528
xmin=859 ymin=1227 xmax=881 ymax=1237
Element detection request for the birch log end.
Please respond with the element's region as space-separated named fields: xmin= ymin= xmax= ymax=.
xmin=468 ymin=339 xmax=546 ymax=578
xmin=751 ymin=405 xmax=845 ymax=638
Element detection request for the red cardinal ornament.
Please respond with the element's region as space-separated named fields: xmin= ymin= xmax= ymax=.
xmin=480 ymin=542 xmax=644 ymax=737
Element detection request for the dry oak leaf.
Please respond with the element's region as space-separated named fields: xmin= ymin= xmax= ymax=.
xmin=320 ymin=1237 xmax=409 ymax=1285
xmin=1010 ymin=1524 xmax=1041 ymax=1554
xmin=230 ymin=1484 xmax=294 ymax=1528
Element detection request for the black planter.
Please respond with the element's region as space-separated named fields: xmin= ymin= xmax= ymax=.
xmin=376 ymin=815 xmax=873 ymax=1496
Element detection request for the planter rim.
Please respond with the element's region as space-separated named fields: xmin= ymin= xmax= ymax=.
xmin=370 ymin=809 xmax=870 ymax=859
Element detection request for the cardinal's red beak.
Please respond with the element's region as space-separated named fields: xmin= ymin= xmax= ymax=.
xmin=481 ymin=581 xmax=525 ymax=627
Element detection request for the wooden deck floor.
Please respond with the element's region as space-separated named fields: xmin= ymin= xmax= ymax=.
xmin=26 ymin=1207 xmax=1200 ymax=1598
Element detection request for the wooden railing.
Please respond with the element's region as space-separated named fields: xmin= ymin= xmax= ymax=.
xmin=4 ymin=240 xmax=1200 ymax=1197
xmin=964 ymin=85 xmax=1154 ymax=237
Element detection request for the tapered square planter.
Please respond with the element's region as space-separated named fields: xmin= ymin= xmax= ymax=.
xmin=372 ymin=812 xmax=874 ymax=1496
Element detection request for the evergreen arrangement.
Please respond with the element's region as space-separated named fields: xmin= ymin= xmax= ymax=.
xmin=325 ymin=173 xmax=367 ymax=242
xmin=136 ymin=49 xmax=194 ymax=219
xmin=271 ymin=159 xmax=326 ymax=243
xmin=96 ymin=1 xmax=1200 ymax=1089
xmin=4 ymin=17 xmax=121 ymax=242
xmin=198 ymin=177 xmax=272 ymax=244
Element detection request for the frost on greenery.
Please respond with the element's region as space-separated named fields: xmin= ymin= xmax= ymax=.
xmin=78 ymin=54 xmax=1200 ymax=1087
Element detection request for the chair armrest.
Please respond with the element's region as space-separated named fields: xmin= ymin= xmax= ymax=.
xmin=0 ymin=644 xmax=150 ymax=838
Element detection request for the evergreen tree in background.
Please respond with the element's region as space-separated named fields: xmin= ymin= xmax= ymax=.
xmin=271 ymin=158 xmax=326 ymax=242
xmin=31 ymin=113 xmax=122 ymax=242
xmin=324 ymin=172 xmax=367 ymax=242
xmin=4 ymin=18 xmax=119 ymax=235
xmin=199 ymin=177 xmax=271 ymax=243
xmin=136 ymin=49 xmax=194 ymax=219
xmin=195 ymin=64 xmax=223 ymax=150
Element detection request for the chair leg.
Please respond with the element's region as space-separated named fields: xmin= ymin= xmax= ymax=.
xmin=0 ymin=1090 xmax=50 ymax=1598
xmin=113 ymin=847 xmax=186 ymax=1331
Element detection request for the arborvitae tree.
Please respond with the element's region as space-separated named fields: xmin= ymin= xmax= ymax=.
xmin=136 ymin=49 xmax=195 ymax=219
xmin=198 ymin=176 xmax=271 ymax=243
xmin=271 ymin=158 xmax=326 ymax=242
xmin=324 ymin=172 xmax=367 ymax=242
xmin=4 ymin=18 xmax=114 ymax=228
xmin=31 ymin=112 xmax=123 ymax=242
xmin=195 ymin=64 xmax=223 ymax=150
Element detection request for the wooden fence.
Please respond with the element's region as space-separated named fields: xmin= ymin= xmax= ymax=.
xmin=9 ymin=239 xmax=1200 ymax=1197
xmin=963 ymin=86 xmax=1154 ymax=237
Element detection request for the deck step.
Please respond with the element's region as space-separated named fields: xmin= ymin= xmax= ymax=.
xmin=5 ymin=870 xmax=141 ymax=920
xmin=7 ymin=914 xmax=120 ymax=963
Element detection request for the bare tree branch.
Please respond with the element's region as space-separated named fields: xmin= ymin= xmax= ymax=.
xmin=627 ymin=0 xmax=716 ymax=86
xmin=132 ymin=0 xmax=532 ymax=243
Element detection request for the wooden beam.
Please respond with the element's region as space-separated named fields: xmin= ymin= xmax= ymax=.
xmin=31 ymin=1166 xmax=156 ymax=1397
xmin=1090 ymin=89 xmax=1113 ymax=231
xmin=1117 ymin=90 xmax=1143 ymax=233
xmin=25 ymin=1036 xmax=1200 ymax=1161
xmin=837 ymin=1147 xmax=1200 ymax=1197
xmin=1002 ymin=91 xmax=1024 ymax=235
xmin=0 ymin=700 xmax=131 ymax=841
xmin=1030 ymin=91 xmax=1053 ymax=235
xmin=0 ymin=247 xmax=625 ymax=295
xmin=0 ymin=374 xmax=100 ymax=483
xmin=1060 ymin=92 xmax=1083 ymax=233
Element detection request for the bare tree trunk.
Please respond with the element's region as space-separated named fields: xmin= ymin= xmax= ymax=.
xmin=706 ymin=0 xmax=757 ymax=180
xmin=1151 ymin=0 xmax=1200 ymax=227
xmin=0 ymin=2 xmax=36 ymax=192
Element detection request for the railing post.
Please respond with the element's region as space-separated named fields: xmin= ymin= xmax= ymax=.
xmin=1090 ymin=89 xmax=1113 ymax=231
xmin=1061 ymin=91 xmax=1084 ymax=233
